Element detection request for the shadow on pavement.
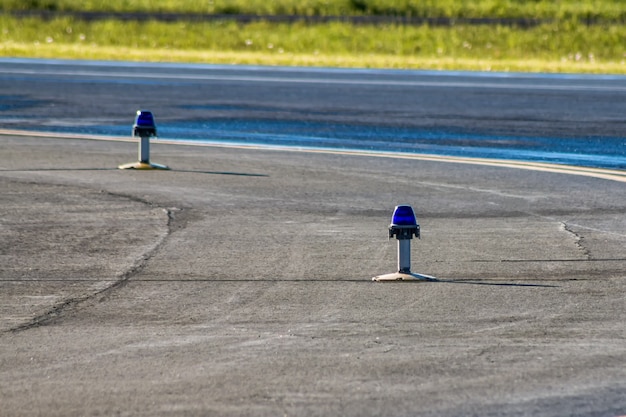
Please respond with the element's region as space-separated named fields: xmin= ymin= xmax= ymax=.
xmin=0 ymin=168 xmax=268 ymax=177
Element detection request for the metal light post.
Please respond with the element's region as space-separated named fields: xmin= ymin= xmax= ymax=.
xmin=119 ymin=110 xmax=169 ymax=170
xmin=372 ymin=205 xmax=436 ymax=281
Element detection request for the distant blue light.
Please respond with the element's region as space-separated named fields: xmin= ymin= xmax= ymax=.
xmin=391 ymin=205 xmax=417 ymax=226
xmin=133 ymin=110 xmax=157 ymax=137
xmin=135 ymin=110 xmax=156 ymax=127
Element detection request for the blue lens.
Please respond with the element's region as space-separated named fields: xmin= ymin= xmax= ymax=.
xmin=391 ymin=205 xmax=417 ymax=226
xmin=135 ymin=110 xmax=155 ymax=127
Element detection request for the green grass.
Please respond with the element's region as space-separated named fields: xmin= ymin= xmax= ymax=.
xmin=2 ymin=1 xmax=626 ymax=74
xmin=2 ymin=0 xmax=626 ymax=21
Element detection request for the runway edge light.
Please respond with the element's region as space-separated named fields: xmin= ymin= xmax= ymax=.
xmin=372 ymin=205 xmax=437 ymax=282
xmin=118 ymin=110 xmax=170 ymax=170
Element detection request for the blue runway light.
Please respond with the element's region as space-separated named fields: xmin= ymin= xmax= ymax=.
xmin=389 ymin=205 xmax=420 ymax=240
xmin=135 ymin=110 xmax=155 ymax=127
xmin=391 ymin=205 xmax=417 ymax=226
xmin=373 ymin=204 xmax=434 ymax=281
xmin=119 ymin=109 xmax=169 ymax=170
xmin=133 ymin=110 xmax=157 ymax=137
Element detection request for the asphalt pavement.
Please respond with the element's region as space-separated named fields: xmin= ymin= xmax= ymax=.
xmin=1 ymin=58 xmax=626 ymax=168
xmin=1 ymin=133 xmax=625 ymax=416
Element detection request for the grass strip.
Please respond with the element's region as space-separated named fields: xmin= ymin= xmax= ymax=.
xmin=5 ymin=43 xmax=623 ymax=74
xmin=2 ymin=17 xmax=626 ymax=74
xmin=2 ymin=0 xmax=626 ymax=21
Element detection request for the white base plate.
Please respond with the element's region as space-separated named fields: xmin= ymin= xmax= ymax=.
xmin=372 ymin=272 xmax=437 ymax=282
xmin=118 ymin=161 xmax=170 ymax=170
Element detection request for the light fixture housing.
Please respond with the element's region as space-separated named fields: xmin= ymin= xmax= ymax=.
xmin=133 ymin=110 xmax=157 ymax=137
xmin=119 ymin=110 xmax=169 ymax=170
xmin=373 ymin=205 xmax=434 ymax=281
xmin=389 ymin=205 xmax=420 ymax=240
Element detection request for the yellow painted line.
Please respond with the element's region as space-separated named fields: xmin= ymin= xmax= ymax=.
xmin=1 ymin=128 xmax=625 ymax=183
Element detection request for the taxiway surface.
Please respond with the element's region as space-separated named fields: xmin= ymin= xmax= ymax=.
xmin=1 ymin=59 xmax=625 ymax=168
xmin=1 ymin=134 xmax=625 ymax=416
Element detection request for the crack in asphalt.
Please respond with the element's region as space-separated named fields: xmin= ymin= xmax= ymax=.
xmin=6 ymin=194 xmax=177 ymax=334
xmin=560 ymin=221 xmax=592 ymax=260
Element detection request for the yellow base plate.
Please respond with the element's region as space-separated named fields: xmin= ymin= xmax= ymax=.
xmin=118 ymin=161 xmax=170 ymax=170
xmin=372 ymin=272 xmax=437 ymax=282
